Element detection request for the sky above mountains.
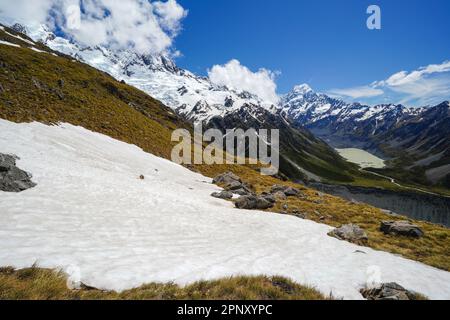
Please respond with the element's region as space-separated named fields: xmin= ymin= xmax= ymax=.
xmin=0 ymin=0 xmax=449 ymax=107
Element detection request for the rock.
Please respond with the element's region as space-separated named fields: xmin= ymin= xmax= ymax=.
xmin=361 ymin=283 xmax=425 ymax=300
xmin=232 ymin=188 xmax=251 ymax=196
xmin=0 ymin=153 xmax=36 ymax=192
xmin=212 ymin=172 xmax=253 ymax=195
xmin=282 ymin=204 xmax=288 ymax=210
xmin=57 ymin=79 xmax=65 ymax=88
xmin=380 ymin=221 xmax=424 ymax=238
xmin=256 ymin=197 xmax=274 ymax=210
xmin=211 ymin=191 xmax=233 ymax=200
xmin=328 ymin=224 xmax=368 ymax=245
xmin=139 ymin=175 xmax=145 ymax=180
xmin=235 ymin=195 xmax=274 ymax=210
xmin=224 ymin=180 xmax=242 ymax=191
xmin=31 ymin=77 xmax=43 ymax=90
xmin=271 ymin=185 xmax=301 ymax=197
xmin=294 ymin=213 xmax=307 ymax=219
xmin=284 ymin=187 xmax=300 ymax=197
xmin=213 ymin=172 xmax=242 ymax=185
xmin=262 ymin=194 xmax=276 ymax=204
xmin=273 ymin=191 xmax=287 ymax=200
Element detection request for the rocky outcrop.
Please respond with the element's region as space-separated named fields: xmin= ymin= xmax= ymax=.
xmin=212 ymin=173 xmax=303 ymax=212
xmin=212 ymin=172 xmax=254 ymax=196
xmin=380 ymin=221 xmax=424 ymax=238
xmin=328 ymin=224 xmax=368 ymax=245
xmin=0 ymin=153 xmax=36 ymax=192
xmin=361 ymin=283 xmax=426 ymax=300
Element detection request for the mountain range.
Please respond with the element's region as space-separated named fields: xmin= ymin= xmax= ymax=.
xmin=5 ymin=23 xmax=450 ymax=189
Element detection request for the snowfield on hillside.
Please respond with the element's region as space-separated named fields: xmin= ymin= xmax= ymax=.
xmin=0 ymin=119 xmax=449 ymax=300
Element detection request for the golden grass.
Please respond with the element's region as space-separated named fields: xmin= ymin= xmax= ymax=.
xmin=0 ymin=266 xmax=327 ymax=300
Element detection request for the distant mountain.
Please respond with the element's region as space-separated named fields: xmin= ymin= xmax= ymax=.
xmin=373 ymin=101 xmax=450 ymax=187
xmin=281 ymin=85 xmax=449 ymax=187
xmin=280 ymin=84 xmax=422 ymax=152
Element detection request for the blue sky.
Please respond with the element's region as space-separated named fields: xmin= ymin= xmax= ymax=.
xmin=175 ymin=0 xmax=450 ymax=106
xmin=1 ymin=0 xmax=448 ymax=106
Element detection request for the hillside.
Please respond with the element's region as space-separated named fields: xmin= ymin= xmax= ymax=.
xmin=1 ymin=25 xmax=450 ymax=300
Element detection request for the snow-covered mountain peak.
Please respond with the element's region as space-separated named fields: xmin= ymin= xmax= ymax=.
xmin=292 ymin=83 xmax=313 ymax=95
xmin=16 ymin=23 xmax=274 ymax=123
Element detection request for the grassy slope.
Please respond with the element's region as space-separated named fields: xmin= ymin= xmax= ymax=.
xmin=0 ymin=26 xmax=449 ymax=277
xmin=0 ymin=267 xmax=327 ymax=300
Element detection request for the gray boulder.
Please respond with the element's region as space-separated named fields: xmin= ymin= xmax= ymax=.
xmin=212 ymin=172 xmax=253 ymax=195
xmin=211 ymin=191 xmax=233 ymax=200
xmin=0 ymin=153 xmax=36 ymax=192
xmin=271 ymin=185 xmax=301 ymax=197
xmin=262 ymin=194 xmax=276 ymax=204
xmin=361 ymin=283 xmax=425 ymax=300
xmin=213 ymin=172 xmax=242 ymax=185
xmin=235 ymin=195 xmax=274 ymax=210
xmin=380 ymin=221 xmax=424 ymax=238
xmin=328 ymin=224 xmax=368 ymax=245
xmin=273 ymin=191 xmax=287 ymax=200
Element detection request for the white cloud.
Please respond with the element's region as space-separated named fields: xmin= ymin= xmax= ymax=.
xmin=0 ymin=0 xmax=188 ymax=55
xmin=328 ymin=60 xmax=450 ymax=107
xmin=208 ymin=59 xmax=280 ymax=104
xmin=328 ymin=86 xmax=384 ymax=99
xmin=378 ymin=61 xmax=450 ymax=87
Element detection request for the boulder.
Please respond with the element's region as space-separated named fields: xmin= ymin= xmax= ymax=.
xmin=232 ymin=188 xmax=252 ymax=196
xmin=328 ymin=224 xmax=368 ymax=245
xmin=380 ymin=221 xmax=424 ymax=238
xmin=213 ymin=172 xmax=242 ymax=185
xmin=270 ymin=185 xmax=301 ymax=197
xmin=211 ymin=191 xmax=233 ymax=200
xmin=0 ymin=153 xmax=36 ymax=192
xmin=212 ymin=172 xmax=253 ymax=195
xmin=235 ymin=195 xmax=274 ymax=210
xmin=361 ymin=283 xmax=425 ymax=300
xmin=223 ymin=180 xmax=242 ymax=191
xmin=273 ymin=191 xmax=287 ymax=200
xmin=262 ymin=194 xmax=276 ymax=204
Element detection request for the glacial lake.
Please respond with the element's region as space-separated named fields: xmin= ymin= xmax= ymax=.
xmin=336 ymin=148 xmax=386 ymax=169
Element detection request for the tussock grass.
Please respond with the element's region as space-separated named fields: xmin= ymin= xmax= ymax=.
xmin=0 ymin=267 xmax=327 ymax=300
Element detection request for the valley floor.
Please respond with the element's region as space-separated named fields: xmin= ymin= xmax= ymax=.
xmin=0 ymin=119 xmax=449 ymax=300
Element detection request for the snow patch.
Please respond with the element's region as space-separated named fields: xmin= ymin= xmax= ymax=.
xmin=0 ymin=40 xmax=20 ymax=47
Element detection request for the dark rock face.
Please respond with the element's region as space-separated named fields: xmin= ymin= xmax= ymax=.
xmin=328 ymin=224 xmax=368 ymax=245
xmin=380 ymin=221 xmax=424 ymax=238
xmin=361 ymin=283 xmax=425 ymax=300
xmin=0 ymin=153 xmax=36 ymax=192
